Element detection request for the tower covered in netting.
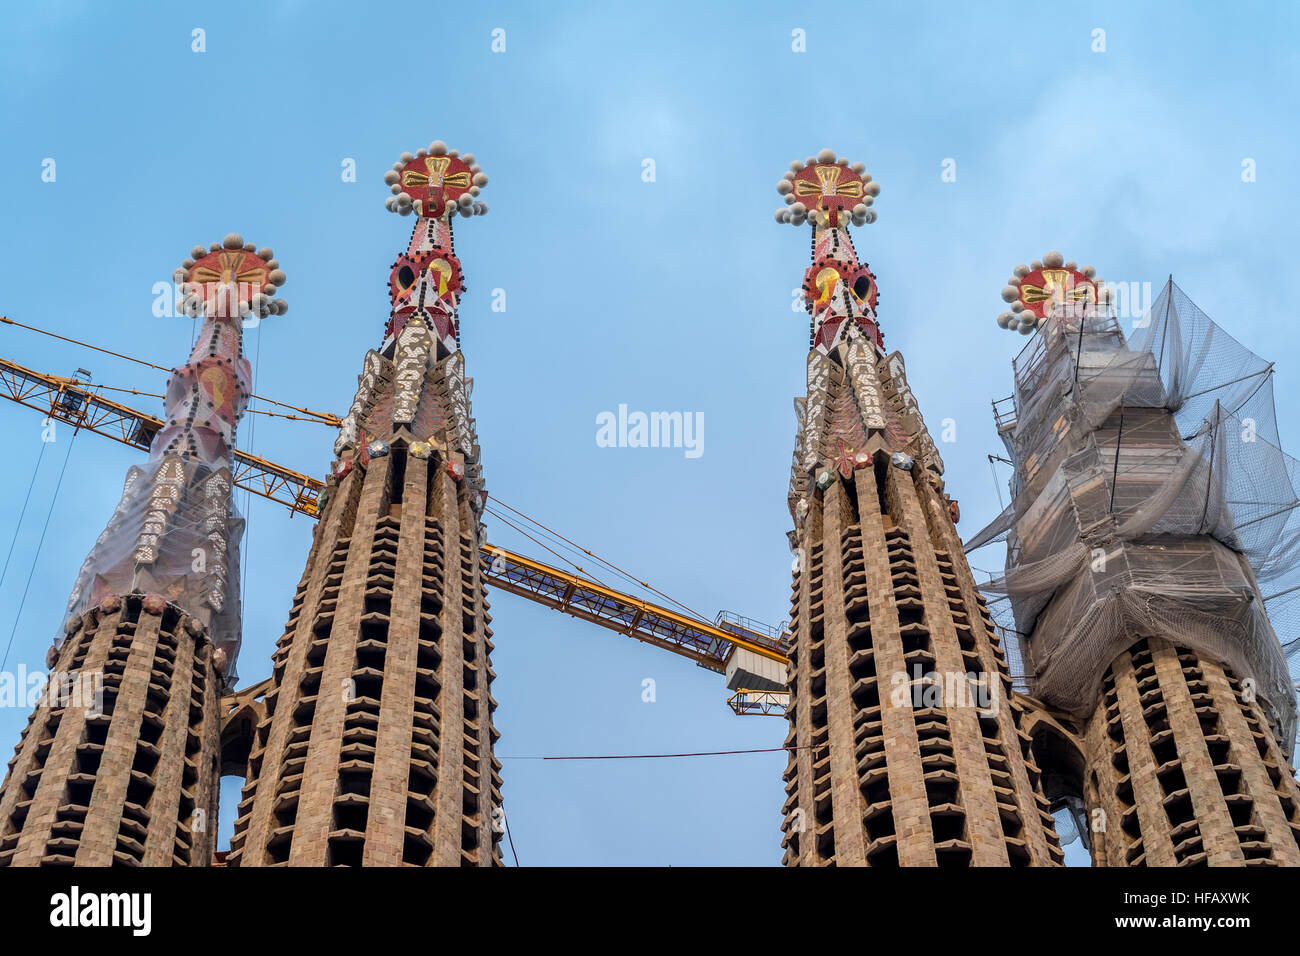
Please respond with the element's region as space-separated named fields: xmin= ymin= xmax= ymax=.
xmin=969 ymin=258 xmax=1300 ymax=866
xmin=0 ymin=236 xmax=285 ymax=866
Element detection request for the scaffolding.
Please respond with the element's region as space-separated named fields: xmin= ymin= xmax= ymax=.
xmin=967 ymin=280 xmax=1300 ymax=751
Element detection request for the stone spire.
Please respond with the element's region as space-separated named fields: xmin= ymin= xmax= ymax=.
xmin=775 ymin=151 xmax=1063 ymax=866
xmin=229 ymin=141 xmax=502 ymax=867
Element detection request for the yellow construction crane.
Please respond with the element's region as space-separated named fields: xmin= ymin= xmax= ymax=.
xmin=482 ymin=544 xmax=790 ymax=716
xmin=0 ymin=356 xmax=325 ymax=516
xmin=0 ymin=336 xmax=790 ymax=716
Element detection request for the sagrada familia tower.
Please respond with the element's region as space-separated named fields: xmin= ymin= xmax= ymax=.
xmin=0 ymin=141 xmax=1295 ymax=867
xmin=0 ymin=237 xmax=285 ymax=865
xmin=772 ymin=152 xmax=1299 ymax=866
xmin=773 ymin=151 xmax=1063 ymax=865
xmin=976 ymin=255 xmax=1300 ymax=866
xmin=225 ymin=143 xmax=501 ymax=867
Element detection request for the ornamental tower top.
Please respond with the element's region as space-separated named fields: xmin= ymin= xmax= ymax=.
xmin=993 ymin=250 xmax=1109 ymax=336
xmin=775 ymin=149 xmax=883 ymax=355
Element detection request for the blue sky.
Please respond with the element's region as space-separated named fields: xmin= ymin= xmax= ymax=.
xmin=0 ymin=0 xmax=1297 ymax=866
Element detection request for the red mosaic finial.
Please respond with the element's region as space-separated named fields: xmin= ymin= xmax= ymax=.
xmin=995 ymin=251 xmax=1110 ymax=335
xmin=163 ymin=233 xmax=287 ymax=465
xmin=776 ymin=150 xmax=884 ymax=354
xmin=373 ymin=141 xmax=490 ymax=352
xmin=383 ymin=141 xmax=489 ymax=219
xmin=176 ymin=233 xmax=288 ymax=321
xmin=775 ymin=148 xmax=880 ymax=229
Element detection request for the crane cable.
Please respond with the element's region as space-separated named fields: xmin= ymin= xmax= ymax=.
xmin=1 ymin=315 xmax=340 ymax=425
xmin=75 ymin=382 xmax=165 ymax=401
xmin=0 ymin=428 xmax=79 ymax=674
xmin=486 ymin=509 xmax=602 ymax=582
xmin=62 ymin=381 xmax=318 ymax=423
xmin=1 ymin=314 xmax=170 ymax=371
xmin=482 ymin=505 xmax=614 ymax=591
xmin=240 ymin=325 xmax=263 ymax=604
xmin=491 ymin=745 xmax=820 ymax=867
xmin=502 ymin=805 xmax=521 ymax=867
xmin=0 ymin=441 xmax=48 ymax=600
xmin=486 ymin=495 xmax=715 ymax=628
xmin=483 ymin=502 xmax=720 ymax=634
xmin=502 ymin=744 xmax=816 ymax=761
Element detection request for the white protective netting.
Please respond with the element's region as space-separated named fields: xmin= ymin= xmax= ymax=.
xmin=59 ymin=459 xmax=245 ymax=680
xmin=967 ymin=281 xmax=1300 ymax=752
xmin=56 ymin=312 xmax=251 ymax=684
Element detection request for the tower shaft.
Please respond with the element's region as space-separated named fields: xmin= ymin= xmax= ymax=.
xmin=1085 ymin=636 xmax=1300 ymax=865
xmin=228 ymin=426 xmax=499 ymax=865
xmin=781 ymin=362 xmax=1062 ymax=866
xmin=0 ymin=597 xmax=220 ymax=866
